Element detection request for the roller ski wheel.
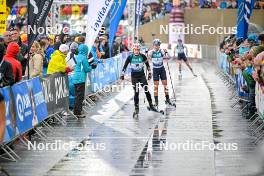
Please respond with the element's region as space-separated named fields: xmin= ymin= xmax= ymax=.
xmin=147 ymin=106 xmax=164 ymax=115
xmin=165 ymin=100 xmax=176 ymax=108
xmin=133 ymin=112 xmax=139 ymax=119
xmin=178 ymin=74 xmax=182 ymax=80
xmin=133 ymin=108 xmax=139 ymax=119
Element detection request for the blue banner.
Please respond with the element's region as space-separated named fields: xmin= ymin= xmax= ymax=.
xmin=12 ymin=81 xmax=34 ymax=134
xmin=0 ymin=87 xmax=15 ymax=144
xmin=237 ymin=0 xmax=255 ymax=39
xmin=109 ymin=0 xmax=128 ymax=48
xmin=236 ymin=69 xmax=248 ymax=97
xmin=108 ymin=58 xmax=118 ymax=83
xmin=27 ymin=77 xmax=49 ymax=125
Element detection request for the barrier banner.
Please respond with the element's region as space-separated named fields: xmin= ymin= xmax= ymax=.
xmin=102 ymin=62 xmax=110 ymax=86
xmin=41 ymin=76 xmax=54 ymax=114
xmin=85 ymin=74 xmax=93 ymax=96
xmin=41 ymin=73 xmax=69 ymax=115
xmin=107 ymin=58 xmax=118 ymax=83
xmin=12 ymin=81 xmax=34 ymax=134
xmin=236 ymin=69 xmax=248 ymax=97
xmin=0 ymin=87 xmax=15 ymax=144
xmin=27 ymin=77 xmax=48 ymax=124
xmin=68 ymin=74 xmax=75 ymax=108
xmin=256 ymin=83 xmax=264 ymax=116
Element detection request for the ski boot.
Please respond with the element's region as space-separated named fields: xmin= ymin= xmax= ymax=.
xmin=133 ymin=105 xmax=139 ymax=119
xmin=147 ymin=104 xmax=164 ymax=115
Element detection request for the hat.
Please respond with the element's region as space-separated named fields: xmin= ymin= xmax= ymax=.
xmin=20 ymin=33 xmax=27 ymax=43
xmin=248 ymin=34 xmax=258 ymax=42
xmin=59 ymin=44 xmax=69 ymax=53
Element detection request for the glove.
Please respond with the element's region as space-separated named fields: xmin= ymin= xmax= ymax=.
xmin=148 ymin=71 xmax=152 ymax=80
xmin=65 ymin=67 xmax=72 ymax=74
xmin=120 ymin=74 xmax=125 ymax=80
xmin=91 ymin=63 xmax=97 ymax=69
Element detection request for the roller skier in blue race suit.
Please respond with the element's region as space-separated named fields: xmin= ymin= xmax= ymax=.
xmin=148 ymin=39 xmax=175 ymax=108
xmin=174 ymin=39 xmax=197 ymax=79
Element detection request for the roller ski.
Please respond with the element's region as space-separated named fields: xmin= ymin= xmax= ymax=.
xmin=147 ymin=104 xmax=165 ymax=115
xmin=178 ymin=73 xmax=182 ymax=80
xmin=133 ymin=106 xmax=139 ymax=119
xmin=165 ymin=98 xmax=176 ymax=108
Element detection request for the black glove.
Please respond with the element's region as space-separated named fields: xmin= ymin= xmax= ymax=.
xmin=120 ymin=74 xmax=124 ymax=80
xmin=91 ymin=63 xmax=97 ymax=69
xmin=148 ymin=72 xmax=152 ymax=80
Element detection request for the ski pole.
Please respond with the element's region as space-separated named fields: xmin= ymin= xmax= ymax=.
xmin=166 ymin=60 xmax=176 ymax=101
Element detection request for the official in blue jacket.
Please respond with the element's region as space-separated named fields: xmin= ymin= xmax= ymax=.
xmin=73 ymin=44 xmax=91 ymax=118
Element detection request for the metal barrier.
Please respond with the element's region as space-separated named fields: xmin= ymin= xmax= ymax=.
xmin=214 ymin=50 xmax=264 ymax=144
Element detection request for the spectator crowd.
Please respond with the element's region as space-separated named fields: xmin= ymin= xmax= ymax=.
xmin=0 ymin=25 xmax=129 ymax=118
xmin=220 ymin=33 xmax=264 ymax=116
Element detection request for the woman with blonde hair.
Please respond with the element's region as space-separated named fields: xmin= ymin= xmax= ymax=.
xmin=25 ymin=41 xmax=44 ymax=78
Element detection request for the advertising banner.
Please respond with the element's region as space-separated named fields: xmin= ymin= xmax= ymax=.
xmin=0 ymin=87 xmax=15 ymax=144
xmin=27 ymin=77 xmax=48 ymax=125
xmin=12 ymin=81 xmax=34 ymax=134
xmin=41 ymin=73 xmax=69 ymax=115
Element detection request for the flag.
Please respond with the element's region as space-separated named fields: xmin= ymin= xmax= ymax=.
xmin=109 ymin=0 xmax=127 ymax=48
xmin=134 ymin=0 xmax=143 ymax=40
xmin=236 ymin=0 xmax=255 ymax=39
xmin=27 ymin=0 xmax=53 ymax=49
xmin=85 ymin=0 xmax=114 ymax=53
xmin=0 ymin=0 xmax=6 ymax=35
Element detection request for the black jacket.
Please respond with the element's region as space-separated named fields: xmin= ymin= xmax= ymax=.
xmin=101 ymin=43 xmax=110 ymax=59
xmin=0 ymin=43 xmax=15 ymax=88
xmin=0 ymin=60 xmax=15 ymax=88
xmin=112 ymin=42 xmax=121 ymax=57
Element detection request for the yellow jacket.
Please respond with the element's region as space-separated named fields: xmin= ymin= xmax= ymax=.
xmin=47 ymin=50 xmax=67 ymax=74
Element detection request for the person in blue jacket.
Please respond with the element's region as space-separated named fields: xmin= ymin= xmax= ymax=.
xmin=73 ymin=44 xmax=92 ymax=118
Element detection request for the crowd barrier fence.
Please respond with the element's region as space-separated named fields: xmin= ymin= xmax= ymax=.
xmin=217 ymin=51 xmax=264 ymax=144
